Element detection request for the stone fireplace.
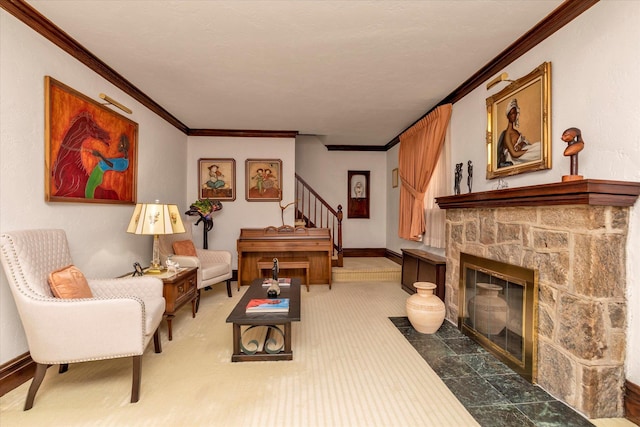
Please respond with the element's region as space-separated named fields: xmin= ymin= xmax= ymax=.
xmin=458 ymin=253 xmax=538 ymax=383
xmin=436 ymin=179 xmax=640 ymax=419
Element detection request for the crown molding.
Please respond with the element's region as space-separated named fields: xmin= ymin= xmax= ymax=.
xmin=385 ymin=0 xmax=600 ymax=150
xmin=1 ymin=0 xmax=599 ymax=146
xmin=0 ymin=0 xmax=190 ymax=134
xmin=188 ymin=129 xmax=298 ymax=138
xmin=325 ymin=145 xmax=387 ymax=152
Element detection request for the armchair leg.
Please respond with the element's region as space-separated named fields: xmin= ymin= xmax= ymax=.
xmin=59 ymin=363 xmax=69 ymax=373
xmin=226 ymin=279 xmax=232 ymax=297
xmin=153 ymin=327 xmax=162 ymax=353
xmin=131 ymin=355 xmax=142 ymax=403
xmin=24 ymin=363 xmax=47 ymax=410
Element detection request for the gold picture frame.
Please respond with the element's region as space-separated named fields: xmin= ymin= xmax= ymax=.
xmin=486 ymin=62 xmax=551 ymax=179
xmin=245 ymin=159 xmax=282 ymax=202
xmin=392 ymin=168 xmax=398 ymax=188
xmin=45 ymin=76 xmax=138 ymax=204
xmin=198 ymin=158 xmax=236 ymax=201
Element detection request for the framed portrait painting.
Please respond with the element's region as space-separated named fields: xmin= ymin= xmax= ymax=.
xmin=45 ymin=76 xmax=138 ymax=204
xmin=486 ymin=62 xmax=551 ymax=179
xmin=348 ymin=170 xmax=369 ymax=218
xmin=198 ymin=158 xmax=236 ymax=201
xmin=245 ymin=159 xmax=282 ymax=201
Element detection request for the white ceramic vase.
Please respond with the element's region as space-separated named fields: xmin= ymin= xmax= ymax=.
xmin=406 ymin=282 xmax=446 ymax=334
xmin=467 ymin=282 xmax=507 ymax=335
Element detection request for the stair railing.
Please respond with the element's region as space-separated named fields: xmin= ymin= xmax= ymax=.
xmin=294 ymin=173 xmax=343 ymax=267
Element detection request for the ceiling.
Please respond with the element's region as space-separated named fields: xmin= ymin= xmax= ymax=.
xmin=24 ymin=0 xmax=565 ymax=147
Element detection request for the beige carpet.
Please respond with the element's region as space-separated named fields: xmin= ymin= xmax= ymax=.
xmin=1 ymin=279 xmax=479 ymax=426
xmin=1 ymin=261 xmax=633 ymax=427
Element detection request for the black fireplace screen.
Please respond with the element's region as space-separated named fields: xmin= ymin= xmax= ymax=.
xmin=459 ymin=253 xmax=538 ymax=383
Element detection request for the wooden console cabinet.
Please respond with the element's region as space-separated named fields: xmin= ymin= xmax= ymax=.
xmin=401 ymin=249 xmax=446 ymax=301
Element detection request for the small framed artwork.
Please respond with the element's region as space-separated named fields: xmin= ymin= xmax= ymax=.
xmin=486 ymin=61 xmax=552 ymax=179
xmin=245 ymin=159 xmax=282 ymax=201
xmin=348 ymin=170 xmax=369 ymax=218
xmin=198 ymin=158 xmax=236 ymax=201
xmin=392 ymin=168 xmax=399 ymax=188
xmin=45 ymin=76 xmax=138 ymax=204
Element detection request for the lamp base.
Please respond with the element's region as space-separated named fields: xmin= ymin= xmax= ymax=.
xmin=148 ymin=234 xmax=164 ymax=273
xmin=147 ymin=263 xmax=164 ymax=274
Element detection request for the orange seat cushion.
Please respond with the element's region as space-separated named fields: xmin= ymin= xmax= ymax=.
xmin=173 ymin=240 xmax=197 ymax=257
xmin=48 ymin=265 xmax=93 ymax=299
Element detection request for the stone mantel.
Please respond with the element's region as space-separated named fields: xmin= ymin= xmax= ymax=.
xmin=438 ymin=178 xmax=640 ymax=418
xmin=436 ymin=179 xmax=640 ymax=209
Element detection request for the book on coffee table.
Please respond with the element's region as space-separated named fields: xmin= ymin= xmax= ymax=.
xmin=246 ymin=298 xmax=290 ymax=313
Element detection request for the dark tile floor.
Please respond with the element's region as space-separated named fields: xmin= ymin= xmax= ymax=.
xmin=390 ymin=317 xmax=594 ymax=427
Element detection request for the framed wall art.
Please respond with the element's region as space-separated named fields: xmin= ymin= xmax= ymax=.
xmin=45 ymin=76 xmax=138 ymax=204
xmin=198 ymin=158 xmax=236 ymax=201
xmin=348 ymin=170 xmax=369 ymax=218
xmin=486 ymin=62 xmax=551 ymax=179
xmin=392 ymin=168 xmax=399 ymax=188
xmin=245 ymin=159 xmax=282 ymax=201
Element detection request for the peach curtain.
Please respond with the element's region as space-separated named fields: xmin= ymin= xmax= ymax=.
xmin=398 ymin=104 xmax=452 ymax=241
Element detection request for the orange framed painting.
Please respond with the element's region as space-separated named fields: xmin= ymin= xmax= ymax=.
xmin=45 ymin=76 xmax=138 ymax=204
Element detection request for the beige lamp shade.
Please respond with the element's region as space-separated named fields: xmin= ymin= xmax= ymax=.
xmin=127 ymin=202 xmax=185 ymax=272
xmin=127 ymin=202 xmax=185 ymax=235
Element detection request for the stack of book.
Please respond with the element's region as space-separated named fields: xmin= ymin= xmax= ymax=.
xmin=246 ymin=298 xmax=290 ymax=313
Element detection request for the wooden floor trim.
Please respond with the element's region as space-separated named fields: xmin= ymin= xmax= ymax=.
xmin=342 ymin=248 xmax=386 ymax=257
xmin=0 ymin=352 xmax=35 ymax=397
xmin=625 ymin=380 xmax=640 ymax=425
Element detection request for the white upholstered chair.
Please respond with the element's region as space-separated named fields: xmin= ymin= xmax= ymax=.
xmin=158 ymin=226 xmax=232 ymax=310
xmin=0 ymin=229 xmax=165 ymax=410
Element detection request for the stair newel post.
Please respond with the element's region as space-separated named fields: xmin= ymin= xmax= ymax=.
xmin=336 ymin=205 xmax=343 ymax=267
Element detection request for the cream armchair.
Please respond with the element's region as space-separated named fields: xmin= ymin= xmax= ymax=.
xmin=0 ymin=229 xmax=165 ymax=410
xmin=159 ymin=226 xmax=232 ymax=311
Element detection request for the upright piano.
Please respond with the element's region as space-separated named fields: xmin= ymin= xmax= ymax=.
xmin=237 ymin=226 xmax=332 ymax=288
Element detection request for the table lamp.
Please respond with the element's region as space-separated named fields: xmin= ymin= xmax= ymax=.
xmin=127 ymin=201 xmax=185 ymax=272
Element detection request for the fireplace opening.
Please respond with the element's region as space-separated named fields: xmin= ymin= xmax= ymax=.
xmin=458 ymin=253 xmax=538 ymax=383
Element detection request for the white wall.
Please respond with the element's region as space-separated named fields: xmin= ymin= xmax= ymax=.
xmin=446 ymin=1 xmax=640 ymax=383
xmin=186 ymin=136 xmax=296 ymax=269
xmin=3 ymin=0 xmax=639 ymax=388
xmin=0 ymin=11 xmax=188 ymax=363
xmin=295 ymin=135 xmax=387 ymax=249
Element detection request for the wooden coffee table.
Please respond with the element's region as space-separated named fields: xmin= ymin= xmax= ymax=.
xmin=225 ymin=278 xmax=301 ymax=362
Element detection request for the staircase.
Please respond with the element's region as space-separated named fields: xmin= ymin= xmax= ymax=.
xmin=332 ymin=257 xmax=401 ymax=283
xmin=294 ymin=174 xmax=343 ymax=267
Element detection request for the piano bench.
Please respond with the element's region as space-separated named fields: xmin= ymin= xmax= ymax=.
xmin=257 ymin=257 xmax=310 ymax=292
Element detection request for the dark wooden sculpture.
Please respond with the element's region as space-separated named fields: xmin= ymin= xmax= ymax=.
xmin=561 ymin=127 xmax=585 ymax=182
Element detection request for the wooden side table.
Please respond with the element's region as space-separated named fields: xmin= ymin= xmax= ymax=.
xmin=157 ymin=267 xmax=198 ymax=341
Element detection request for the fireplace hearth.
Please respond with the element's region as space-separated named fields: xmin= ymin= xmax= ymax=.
xmin=436 ymin=179 xmax=640 ymax=419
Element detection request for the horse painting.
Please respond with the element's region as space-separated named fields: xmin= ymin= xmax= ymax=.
xmin=45 ymin=76 xmax=138 ymax=204
xmin=51 ymin=111 xmax=119 ymax=200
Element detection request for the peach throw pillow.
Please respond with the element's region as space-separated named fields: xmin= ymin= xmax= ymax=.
xmin=48 ymin=265 xmax=93 ymax=299
xmin=173 ymin=240 xmax=197 ymax=257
